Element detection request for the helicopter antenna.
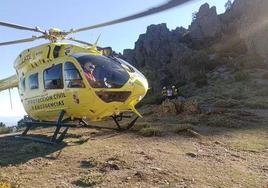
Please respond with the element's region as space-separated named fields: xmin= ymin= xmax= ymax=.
xmin=93 ymin=34 xmax=101 ymax=48
xmin=8 ymin=88 xmax=13 ymax=110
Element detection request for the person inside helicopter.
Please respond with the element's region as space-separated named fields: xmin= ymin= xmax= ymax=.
xmin=84 ymin=62 xmax=97 ymax=87
xmin=75 ymin=54 xmax=129 ymax=89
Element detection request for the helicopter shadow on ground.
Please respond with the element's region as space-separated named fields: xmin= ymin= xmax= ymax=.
xmin=0 ymin=134 xmax=66 ymax=167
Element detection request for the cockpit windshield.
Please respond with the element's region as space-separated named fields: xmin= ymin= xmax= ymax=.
xmin=73 ymin=54 xmax=129 ymax=88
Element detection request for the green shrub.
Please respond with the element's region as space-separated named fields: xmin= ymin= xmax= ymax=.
xmin=0 ymin=122 xmax=6 ymax=127
xmin=237 ymin=55 xmax=266 ymax=69
xmin=207 ymin=115 xmax=244 ymax=128
xmin=193 ymin=74 xmax=208 ymax=88
xmin=73 ymin=173 xmax=104 ymax=187
xmin=0 ymin=127 xmax=12 ymax=135
xmin=234 ymin=71 xmax=250 ymax=82
xmin=138 ymin=126 xmax=163 ymax=137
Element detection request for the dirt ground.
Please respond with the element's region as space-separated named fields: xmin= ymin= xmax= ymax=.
xmin=0 ymin=106 xmax=267 ymax=188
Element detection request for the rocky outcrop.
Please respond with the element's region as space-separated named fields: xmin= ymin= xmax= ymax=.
xmin=122 ymin=0 xmax=268 ymax=93
xmin=189 ymin=3 xmax=222 ymax=40
xmin=122 ymin=23 xmax=211 ymax=92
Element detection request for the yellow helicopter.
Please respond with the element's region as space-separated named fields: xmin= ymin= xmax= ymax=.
xmin=0 ymin=0 xmax=192 ymax=144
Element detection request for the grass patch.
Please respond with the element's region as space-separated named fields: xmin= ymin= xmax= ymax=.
xmin=173 ymin=124 xmax=192 ymax=133
xmin=73 ymin=172 xmax=104 ymax=187
xmin=192 ymin=74 xmax=208 ymax=88
xmin=20 ymin=143 xmax=49 ymax=154
xmin=234 ymin=71 xmax=250 ymax=82
xmin=231 ymin=139 xmax=267 ymax=152
xmin=206 ymin=114 xmax=244 ymax=128
xmin=0 ymin=127 xmax=12 ymax=135
xmin=138 ymin=126 xmax=163 ymax=137
xmin=80 ymin=157 xmax=98 ymax=168
xmin=177 ymin=115 xmax=200 ymax=125
xmin=228 ymin=130 xmax=268 ymax=152
xmin=255 ymin=88 xmax=268 ymax=97
xmin=213 ymin=99 xmax=241 ymax=108
xmin=243 ymin=98 xmax=268 ymax=109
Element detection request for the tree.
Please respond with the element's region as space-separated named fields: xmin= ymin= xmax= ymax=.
xmin=0 ymin=122 xmax=6 ymax=128
xmin=225 ymin=0 xmax=232 ymax=11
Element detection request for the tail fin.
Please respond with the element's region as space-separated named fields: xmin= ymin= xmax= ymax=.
xmin=0 ymin=75 xmax=19 ymax=92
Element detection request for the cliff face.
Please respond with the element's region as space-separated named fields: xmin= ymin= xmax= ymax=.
xmin=231 ymin=0 xmax=268 ymax=59
xmin=122 ymin=0 xmax=268 ymax=92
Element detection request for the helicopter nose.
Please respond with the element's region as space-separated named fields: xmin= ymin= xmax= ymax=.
xmin=132 ymin=76 xmax=148 ymax=102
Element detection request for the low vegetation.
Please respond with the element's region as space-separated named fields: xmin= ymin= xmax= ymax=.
xmin=138 ymin=126 xmax=163 ymax=137
xmin=0 ymin=181 xmax=12 ymax=188
xmin=0 ymin=123 xmax=12 ymax=135
xmin=234 ymin=71 xmax=250 ymax=82
xmin=73 ymin=172 xmax=104 ymax=187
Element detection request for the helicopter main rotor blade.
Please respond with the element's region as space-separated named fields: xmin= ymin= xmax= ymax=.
xmin=0 ymin=36 xmax=46 ymax=46
xmin=0 ymin=21 xmax=45 ymax=34
xmin=67 ymin=0 xmax=194 ymax=34
xmin=67 ymin=37 xmax=93 ymax=46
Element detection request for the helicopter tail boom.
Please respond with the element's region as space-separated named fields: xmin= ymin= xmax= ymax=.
xmin=0 ymin=74 xmax=18 ymax=91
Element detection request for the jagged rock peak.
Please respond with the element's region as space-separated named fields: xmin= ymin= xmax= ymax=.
xmin=189 ymin=3 xmax=222 ymax=40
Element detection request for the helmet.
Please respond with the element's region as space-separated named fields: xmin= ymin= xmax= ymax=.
xmin=85 ymin=63 xmax=95 ymax=71
xmin=172 ymin=85 xmax=175 ymax=88
xmin=163 ymin=86 xmax=166 ymax=89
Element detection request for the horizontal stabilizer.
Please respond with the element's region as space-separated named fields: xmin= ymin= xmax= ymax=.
xmin=0 ymin=74 xmax=18 ymax=91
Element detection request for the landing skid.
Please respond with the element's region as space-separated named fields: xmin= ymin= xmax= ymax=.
xmin=15 ymin=112 xmax=139 ymax=144
xmin=15 ymin=110 xmax=70 ymax=145
xmin=111 ymin=114 xmax=139 ymax=131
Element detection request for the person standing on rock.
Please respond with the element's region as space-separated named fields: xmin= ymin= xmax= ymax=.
xmin=172 ymin=85 xmax=178 ymax=99
xmin=162 ymin=86 xmax=167 ymax=100
xmin=167 ymin=87 xmax=173 ymax=100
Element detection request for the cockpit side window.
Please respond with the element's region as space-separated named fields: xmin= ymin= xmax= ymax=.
xmin=19 ymin=77 xmax=26 ymax=92
xmin=29 ymin=73 xmax=39 ymax=90
xmin=64 ymin=62 xmax=85 ymax=88
xmin=43 ymin=64 xmax=63 ymax=89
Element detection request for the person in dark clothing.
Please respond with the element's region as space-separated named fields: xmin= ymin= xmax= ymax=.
xmin=172 ymin=85 xmax=178 ymax=99
xmin=162 ymin=86 xmax=167 ymax=100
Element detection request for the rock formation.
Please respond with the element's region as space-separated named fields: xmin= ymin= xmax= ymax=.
xmin=189 ymin=3 xmax=222 ymax=40
xmin=122 ymin=0 xmax=268 ymax=93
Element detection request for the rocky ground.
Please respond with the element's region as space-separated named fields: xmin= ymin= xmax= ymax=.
xmin=0 ymin=105 xmax=267 ymax=188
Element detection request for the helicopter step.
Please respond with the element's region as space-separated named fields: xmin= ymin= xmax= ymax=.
xmin=15 ymin=110 xmax=70 ymax=145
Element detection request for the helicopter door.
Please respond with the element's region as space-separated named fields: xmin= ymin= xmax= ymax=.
xmin=63 ymin=61 xmax=87 ymax=109
xmin=64 ymin=62 xmax=85 ymax=89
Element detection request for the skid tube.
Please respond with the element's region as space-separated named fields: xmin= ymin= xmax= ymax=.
xmin=15 ymin=112 xmax=139 ymax=144
xmin=15 ymin=110 xmax=70 ymax=144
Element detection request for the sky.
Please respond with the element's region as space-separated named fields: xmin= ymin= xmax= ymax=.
xmin=0 ymin=0 xmax=228 ymax=118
